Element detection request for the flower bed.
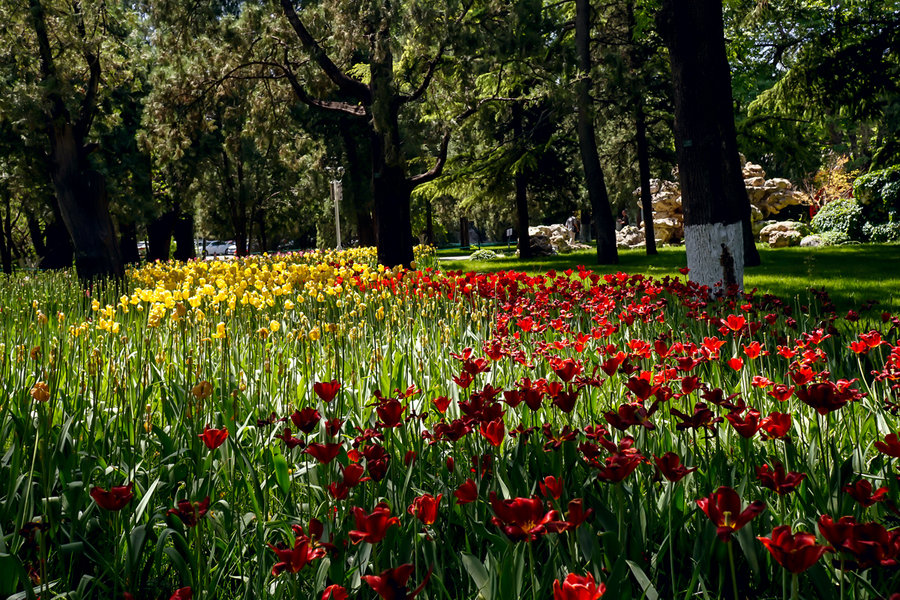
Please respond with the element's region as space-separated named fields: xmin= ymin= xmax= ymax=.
xmin=1 ymin=251 xmax=899 ymax=599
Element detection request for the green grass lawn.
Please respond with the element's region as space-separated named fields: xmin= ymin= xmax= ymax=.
xmin=438 ymin=243 xmax=900 ymax=313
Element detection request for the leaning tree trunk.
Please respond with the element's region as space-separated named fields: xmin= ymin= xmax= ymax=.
xmin=575 ymin=0 xmax=618 ymax=264
xmin=658 ymin=0 xmax=745 ymax=292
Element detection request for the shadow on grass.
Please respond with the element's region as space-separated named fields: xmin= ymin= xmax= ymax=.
xmin=439 ymin=244 xmax=900 ymax=313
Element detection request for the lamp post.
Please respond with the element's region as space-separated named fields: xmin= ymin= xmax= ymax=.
xmin=326 ymin=165 xmax=345 ymax=250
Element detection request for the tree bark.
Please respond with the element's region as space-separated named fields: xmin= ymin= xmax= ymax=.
xmin=575 ymin=0 xmax=618 ymax=264
xmin=172 ymin=213 xmax=195 ymax=260
xmin=146 ymin=211 xmax=174 ymax=262
xmin=635 ymin=103 xmax=658 ymax=255
xmin=657 ymin=0 xmax=745 ymax=292
xmin=119 ymin=220 xmax=140 ymax=265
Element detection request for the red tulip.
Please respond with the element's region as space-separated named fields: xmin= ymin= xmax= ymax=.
xmin=551 ymin=357 xmax=582 ymax=383
xmin=305 ymin=442 xmax=342 ymax=464
xmin=375 ymin=398 xmax=405 ymax=428
xmin=489 ymin=492 xmax=562 ymax=542
xmin=454 ymin=479 xmax=478 ymax=504
xmin=432 ymin=396 xmax=451 ymax=414
xmin=479 ymin=419 xmax=505 ymax=447
xmin=90 ymin=483 xmax=134 ymax=511
xmin=321 ymin=584 xmax=348 ymax=600
xmin=290 ymin=407 xmax=322 ymax=433
xmin=796 ymin=381 xmax=850 ymax=415
xmin=553 ymin=572 xmax=606 ymax=600
xmin=756 ymin=463 xmax=805 ymax=495
xmin=874 ymin=433 xmax=900 ymax=458
xmin=169 ymin=588 xmax=192 ymax=600
xmin=539 ymin=476 xmax=564 ymax=499
xmin=843 ymin=480 xmax=889 ymax=507
xmin=362 ymin=563 xmax=431 ymax=600
xmin=199 ymin=426 xmax=228 ymax=450
xmin=408 ymin=494 xmax=442 ymax=525
xmin=561 ymin=498 xmax=593 ymax=529
xmin=593 ymin=451 xmax=643 ymax=483
xmin=723 ymin=314 xmax=746 ymax=332
xmin=757 ymin=526 xmax=830 ymax=573
xmin=348 ymin=503 xmax=400 ymax=544
xmin=767 ymin=384 xmax=795 ymax=402
xmin=167 ymin=497 xmax=210 ymax=527
xmin=654 ymin=452 xmax=697 ymax=483
xmin=268 ymin=533 xmax=326 ymax=575
xmin=314 ymin=379 xmax=341 ymax=403
xmin=759 ymin=412 xmax=792 ymax=439
xmin=697 ymin=486 xmax=765 ymax=542
xmin=725 ymin=408 xmax=761 ymax=438
xmin=727 ymin=357 xmax=744 ymax=371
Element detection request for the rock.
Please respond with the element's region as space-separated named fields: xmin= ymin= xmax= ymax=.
xmin=800 ymin=235 xmax=824 ymax=247
xmin=769 ymin=230 xmax=802 ymax=247
xmin=759 ymin=220 xmax=806 ymax=247
xmin=616 ymin=225 xmax=645 ymax=249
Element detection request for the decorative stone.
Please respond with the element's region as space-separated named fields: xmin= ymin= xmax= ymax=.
xmin=800 ymin=235 xmax=824 ymax=247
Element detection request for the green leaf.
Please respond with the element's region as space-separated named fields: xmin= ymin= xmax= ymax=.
xmin=273 ymin=451 xmax=290 ymax=494
xmin=461 ymin=552 xmax=492 ymax=600
xmin=626 ymin=559 xmax=659 ymax=600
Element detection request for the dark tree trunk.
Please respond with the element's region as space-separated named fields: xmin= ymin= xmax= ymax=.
xmin=575 ymin=0 xmax=618 ymax=264
xmin=657 ymin=0 xmax=746 ymax=291
xmin=512 ymin=102 xmax=532 ymax=259
xmin=424 ymin=199 xmax=434 ymax=245
xmin=37 ymin=209 xmax=75 ymax=270
xmin=119 ymin=220 xmax=140 ymax=265
xmin=635 ymin=103 xmax=658 ymax=255
xmin=28 ymin=0 xmax=123 ymax=283
xmin=341 ymin=122 xmax=376 ymax=247
xmin=146 ymin=211 xmax=174 ymax=262
xmin=172 ymin=213 xmax=195 ymax=261
xmin=0 ymin=189 xmax=12 ymax=274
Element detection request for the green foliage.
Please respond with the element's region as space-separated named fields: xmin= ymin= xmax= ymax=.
xmin=468 ymin=248 xmax=502 ymax=261
xmin=818 ymin=230 xmax=852 ymax=246
xmin=862 ymin=221 xmax=900 ymax=243
xmin=854 ymin=165 xmax=900 ymax=223
xmin=811 ymin=198 xmax=865 ymax=240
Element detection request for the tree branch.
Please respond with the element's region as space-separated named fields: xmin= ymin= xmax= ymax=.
xmin=408 ymin=131 xmax=452 ymax=185
xmin=27 ymin=0 xmax=70 ymax=122
xmin=73 ymin=0 xmax=100 ymax=143
xmin=279 ymin=0 xmax=371 ymax=103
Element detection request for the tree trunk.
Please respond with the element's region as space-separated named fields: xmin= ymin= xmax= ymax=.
xmin=0 ymin=188 xmax=12 ymax=274
xmin=172 ymin=213 xmax=195 ymax=261
xmin=657 ymin=0 xmax=745 ymax=292
xmin=575 ymin=0 xmax=618 ymax=264
xmin=635 ymin=101 xmax=658 ymax=255
xmin=35 ymin=207 xmax=75 ymax=270
xmin=425 ymin=199 xmax=434 ymax=245
xmin=28 ymin=0 xmax=123 ymax=282
xmin=512 ymin=102 xmax=532 ymax=259
xmin=147 ymin=211 xmax=174 ymax=262
xmin=119 ymin=220 xmax=140 ymax=265
xmin=341 ymin=122 xmax=376 ymax=247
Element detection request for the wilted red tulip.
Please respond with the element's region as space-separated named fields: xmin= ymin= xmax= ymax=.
xmin=539 ymin=476 xmax=564 ymax=499
xmin=796 ymin=381 xmax=850 ymax=415
xmin=594 ymin=451 xmax=643 ymax=483
xmin=90 ymin=483 xmax=134 ymax=511
xmin=275 ymin=427 xmax=305 ymax=449
xmin=363 ymin=564 xmax=431 ymax=600
xmin=757 ymin=526 xmax=830 ymax=573
xmin=167 ymin=497 xmax=211 ymax=527
xmin=314 ymin=379 xmax=341 ymax=403
xmin=199 ymin=426 xmax=228 ymax=450
xmin=408 ymin=494 xmax=442 ymax=525
xmin=305 ymin=442 xmax=342 ymax=464
xmin=654 ymin=452 xmax=697 ymax=483
xmin=454 ymin=479 xmax=478 ymax=504
xmin=349 ymin=503 xmax=400 ymax=544
xmin=553 ymin=572 xmax=606 ymax=600
xmin=479 ymin=419 xmax=505 ymax=447
xmin=321 ymin=584 xmax=348 ymax=600
xmin=843 ymin=480 xmax=889 ymax=507
xmin=551 ymin=357 xmax=582 ymax=383
xmin=268 ymin=532 xmax=326 ymax=575
xmin=489 ymin=492 xmax=562 ymax=542
xmin=697 ymin=486 xmax=765 ymax=542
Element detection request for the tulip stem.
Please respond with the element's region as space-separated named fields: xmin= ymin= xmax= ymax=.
xmin=727 ymin=541 xmax=739 ymax=600
xmin=667 ymin=481 xmax=676 ymax=593
xmin=790 ymin=573 xmax=798 ymax=600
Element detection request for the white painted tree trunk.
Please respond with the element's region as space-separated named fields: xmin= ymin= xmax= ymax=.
xmin=684 ymin=221 xmax=744 ymax=293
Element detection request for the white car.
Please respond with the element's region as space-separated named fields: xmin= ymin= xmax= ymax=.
xmin=205 ymin=240 xmax=236 ymax=256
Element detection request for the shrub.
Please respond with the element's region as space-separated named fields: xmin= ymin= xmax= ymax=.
xmin=853 ymin=165 xmax=900 ymax=223
xmin=469 ymin=248 xmax=501 ymax=261
xmin=810 ymin=198 xmax=865 ymax=240
xmin=863 ymin=221 xmax=900 ymax=243
xmin=818 ymin=230 xmax=852 ymax=245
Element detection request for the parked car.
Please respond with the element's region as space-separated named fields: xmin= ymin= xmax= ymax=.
xmin=205 ymin=240 xmax=236 ymax=256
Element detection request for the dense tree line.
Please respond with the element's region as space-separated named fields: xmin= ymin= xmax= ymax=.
xmin=0 ymin=0 xmax=897 ymax=283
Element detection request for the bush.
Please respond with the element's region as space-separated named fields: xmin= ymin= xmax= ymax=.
xmin=818 ymin=230 xmax=852 ymax=245
xmin=853 ymin=165 xmax=900 ymax=223
xmin=811 ymin=198 xmax=865 ymax=240
xmin=863 ymin=221 xmax=900 ymax=243
xmin=469 ymin=248 xmax=502 ymax=261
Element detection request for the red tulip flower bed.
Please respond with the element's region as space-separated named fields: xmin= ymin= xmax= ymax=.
xmin=3 ymin=262 xmax=900 ymax=599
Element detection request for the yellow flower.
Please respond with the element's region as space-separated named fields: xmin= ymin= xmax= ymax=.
xmin=212 ymin=322 xmax=226 ymax=339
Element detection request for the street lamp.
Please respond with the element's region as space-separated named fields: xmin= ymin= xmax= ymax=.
xmin=325 ymin=164 xmax=345 ymax=250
